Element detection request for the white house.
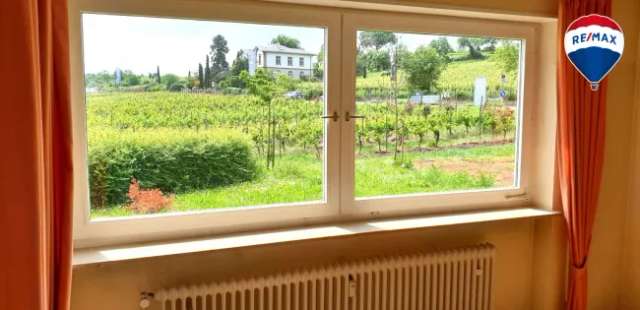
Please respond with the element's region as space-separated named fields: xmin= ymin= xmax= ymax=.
xmin=246 ymin=44 xmax=315 ymax=79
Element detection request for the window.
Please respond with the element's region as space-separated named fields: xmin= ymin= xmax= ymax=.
xmin=70 ymin=0 xmax=549 ymax=247
xmin=353 ymin=31 xmax=522 ymax=199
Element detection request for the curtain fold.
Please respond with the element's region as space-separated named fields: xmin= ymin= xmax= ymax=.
xmin=557 ymin=0 xmax=611 ymax=309
xmin=0 ymin=0 xmax=74 ymax=309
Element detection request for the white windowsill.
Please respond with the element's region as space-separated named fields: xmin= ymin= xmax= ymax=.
xmin=73 ymin=207 xmax=559 ymax=266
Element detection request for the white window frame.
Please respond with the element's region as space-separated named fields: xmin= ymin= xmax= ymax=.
xmin=69 ymin=0 xmax=342 ymax=247
xmin=69 ymin=0 xmax=551 ymax=248
xmin=339 ymin=11 xmax=537 ymax=218
xmin=275 ymin=55 xmax=281 ymax=65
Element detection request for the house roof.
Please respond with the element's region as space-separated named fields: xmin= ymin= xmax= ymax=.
xmin=257 ymin=44 xmax=316 ymax=56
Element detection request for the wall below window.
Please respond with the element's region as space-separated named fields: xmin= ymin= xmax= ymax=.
xmin=72 ymin=219 xmax=548 ymax=310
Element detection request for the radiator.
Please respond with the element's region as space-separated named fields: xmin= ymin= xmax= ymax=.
xmin=153 ymin=243 xmax=495 ymax=310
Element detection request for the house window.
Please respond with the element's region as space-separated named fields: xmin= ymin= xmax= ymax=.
xmin=70 ymin=0 xmax=546 ymax=246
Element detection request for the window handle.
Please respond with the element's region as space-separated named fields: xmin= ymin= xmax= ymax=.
xmin=345 ymin=111 xmax=365 ymax=122
xmin=321 ymin=111 xmax=339 ymax=122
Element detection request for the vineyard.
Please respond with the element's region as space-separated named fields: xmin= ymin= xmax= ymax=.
xmin=88 ymin=90 xmax=518 ymax=217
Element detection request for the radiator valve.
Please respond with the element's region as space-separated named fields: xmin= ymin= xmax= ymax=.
xmin=139 ymin=292 xmax=154 ymax=309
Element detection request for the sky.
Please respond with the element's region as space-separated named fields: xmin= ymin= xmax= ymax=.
xmin=82 ymin=14 xmax=493 ymax=76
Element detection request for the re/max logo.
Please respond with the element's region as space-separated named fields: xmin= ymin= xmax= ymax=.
xmin=572 ymin=32 xmax=618 ymax=45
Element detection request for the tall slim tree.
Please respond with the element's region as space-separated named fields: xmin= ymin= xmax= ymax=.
xmin=156 ymin=65 xmax=161 ymax=83
xmin=198 ymin=63 xmax=204 ymax=88
xmin=204 ymin=55 xmax=211 ymax=88
xmin=210 ymin=35 xmax=229 ymax=83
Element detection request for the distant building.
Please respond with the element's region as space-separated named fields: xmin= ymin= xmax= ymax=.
xmin=246 ymin=44 xmax=315 ymax=79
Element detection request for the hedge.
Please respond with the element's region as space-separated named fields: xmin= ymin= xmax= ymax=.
xmin=88 ymin=128 xmax=258 ymax=207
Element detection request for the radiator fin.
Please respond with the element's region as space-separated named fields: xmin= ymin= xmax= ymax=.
xmin=155 ymin=243 xmax=495 ymax=310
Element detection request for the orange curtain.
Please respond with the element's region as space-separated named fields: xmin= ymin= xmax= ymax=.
xmin=0 ymin=0 xmax=74 ymax=309
xmin=557 ymin=0 xmax=611 ymax=309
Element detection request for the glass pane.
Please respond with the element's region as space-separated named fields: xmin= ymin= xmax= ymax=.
xmin=83 ymin=14 xmax=326 ymax=218
xmin=354 ymin=30 xmax=521 ymax=198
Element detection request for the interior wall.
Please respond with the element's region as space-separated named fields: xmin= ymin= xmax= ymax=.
xmin=587 ymin=0 xmax=640 ymax=309
xmin=620 ymin=2 xmax=640 ymax=309
xmin=69 ymin=1 xmax=569 ymax=310
xmin=72 ymin=220 xmax=539 ymax=310
xmin=67 ymin=0 xmax=640 ymax=308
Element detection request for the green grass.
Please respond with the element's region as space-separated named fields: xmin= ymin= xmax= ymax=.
xmin=91 ymin=143 xmax=513 ymax=218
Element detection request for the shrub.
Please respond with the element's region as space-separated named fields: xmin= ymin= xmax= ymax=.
xmin=127 ymin=178 xmax=174 ymax=213
xmin=88 ymin=128 xmax=258 ymax=207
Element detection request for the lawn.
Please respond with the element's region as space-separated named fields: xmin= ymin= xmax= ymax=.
xmin=91 ymin=142 xmax=514 ymax=218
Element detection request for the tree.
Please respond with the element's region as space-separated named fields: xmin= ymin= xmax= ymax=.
xmin=220 ymin=50 xmax=249 ymax=89
xmin=241 ymin=69 xmax=279 ymax=169
xmin=156 ymin=66 xmax=161 ymax=83
xmin=198 ymin=63 xmax=204 ymax=88
xmin=313 ymin=44 xmax=324 ymax=80
xmin=457 ymin=37 xmax=486 ymax=59
xmin=401 ymin=46 xmax=447 ymax=93
xmin=210 ymin=34 xmax=229 ymax=83
xmin=493 ymin=42 xmax=519 ymax=73
xmin=359 ymin=31 xmax=397 ymax=50
xmin=161 ymin=73 xmax=180 ymax=88
xmin=271 ymin=35 xmax=300 ymax=48
xmin=428 ymin=37 xmax=453 ymax=59
xmin=481 ymin=38 xmax=498 ymax=51
xmin=362 ymin=49 xmax=391 ymax=72
xmin=204 ymin=55 xmax=211 ymax=88
xmin=230 ymin=50 xmax=249 ymax=76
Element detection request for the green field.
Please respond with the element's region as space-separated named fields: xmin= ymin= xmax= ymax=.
xmin=87 ymin=94 xmax=516 ymax=218
xmin=87 ymin=51 xmax=519 ymax=218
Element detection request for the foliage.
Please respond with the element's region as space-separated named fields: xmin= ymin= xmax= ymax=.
xmin=429 ymin=37 xmax=453 ymax=60
xmin=210 ymin=35 xmax=230 ymax=82
xmin=313 ymin=44 xmax=324 ymax=80
xmin=359 ymin=31 xmax=398 ymax=50
xmin=204 ymin=55 xmax=212 ymax=88
xmin=401 ymin=46 xmax=447 ymax=93
xmin=88 ymin=128 xmax=258 ymax=207
xmin=457 ymin=37 xmax=488 ymax=59
xmin=493 ymin=42 xmax=520 ymax=73
xmin=127 ymin=178 xmax=174 ymax=213
xmin=362 ymin=49 xmax=392 ymax=72
xmin=271 ymin=35 xmax=301 ymax=48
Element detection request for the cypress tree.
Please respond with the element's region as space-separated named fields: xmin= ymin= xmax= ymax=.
xmin=204 ymin=55 xmax=211 ymax=88
xmin=198 ymin=63 xmax=204 ymax=88
xmin=156 ymin=65 xmax=161 ymax=83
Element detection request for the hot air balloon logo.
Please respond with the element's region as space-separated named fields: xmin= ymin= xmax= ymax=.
xmin=564 ymin=14 xmax=624 ymax=91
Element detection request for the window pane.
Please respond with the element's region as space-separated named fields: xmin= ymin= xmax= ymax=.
xmin=83 ymin=14 xmax=326 ymax=218
xmin=354 ymin=31 xmax=521 ymax=198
